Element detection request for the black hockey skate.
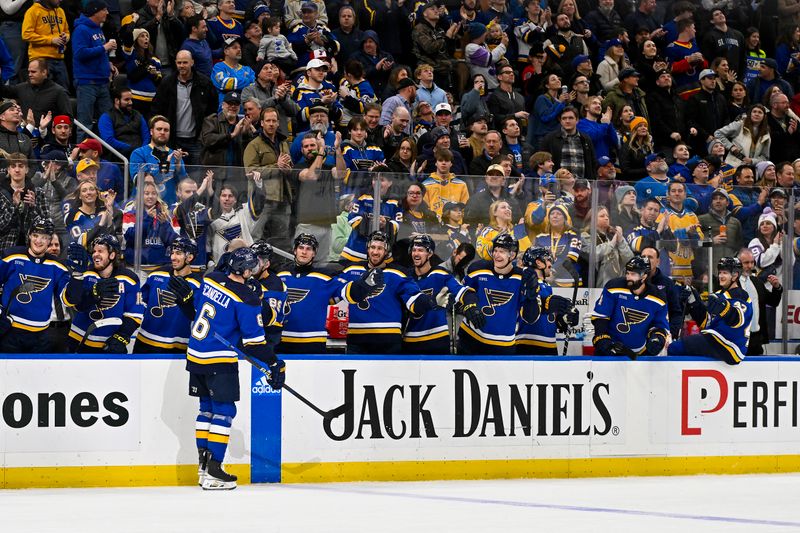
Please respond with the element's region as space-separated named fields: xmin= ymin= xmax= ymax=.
xmin=202 ymin=459 xmax=238 ymax=490
xmin=198 ymin=449 xmax=210 ymax=486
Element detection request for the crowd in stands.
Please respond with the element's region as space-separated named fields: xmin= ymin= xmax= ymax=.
xmin=1 ymin=0 xmax=799 ymax=353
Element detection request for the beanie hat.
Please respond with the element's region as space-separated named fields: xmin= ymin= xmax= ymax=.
xmin=467 ymin=22 xmax=487 ymax=41
xmin=547 ymin=203 xmax=573 ymax=230
xmin=707 ymin=138 xmax=725 ymax=154
xmin=758 ymin=208 xmax=777 ymax=230
xmin=0 ymin=100 xmax=16 ymax=115
xmin=83 ymin=0 xmax=108 ymax=16
xmin=615 ymin=185 xmax=636 ymax=204
xmin=630 ymin=116 xmax=648 ymax=132
xmin=756 ymin=160 xmax=775 ymax=181
xmin=132 ymin=28 xmax=149 ymax=43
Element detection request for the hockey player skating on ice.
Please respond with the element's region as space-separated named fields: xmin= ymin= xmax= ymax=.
xmin=188 ymin=247 xmax=285 ymax=490
xmin=403 ymin=234 xmax=483 ymax=354
xmin=0 ymin=218 xmax=71 ymax=352
xmin=591 ymin=256 xmax=669 ymax=358
xmin=668 ymin=257 xmax=753 ymax=364
xmin=458 ymin=234 xmax=541 ymax=355
xmin=339 ymin=230 xmax=437 ymax=354
xmin=133 ymin=237 xmax=203 ymax=354
xmin=516 ymin=247 xmax=579 ymax=355
xmin=65 ymin=234 xmax=144 ymax=353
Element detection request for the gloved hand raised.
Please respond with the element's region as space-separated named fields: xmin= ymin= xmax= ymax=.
xmin=705 ymin=293 xmax=731 ymax=317
xmin=268 ymin=359 xmax=286 ymax=390
xmin=168 ymin=275 xmax=194 ymax=304
xmin=91 ymin=278 xmax=118 ymax=304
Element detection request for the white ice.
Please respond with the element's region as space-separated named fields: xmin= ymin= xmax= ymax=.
xmin=3 ymin=474 xmax=800 ymax=532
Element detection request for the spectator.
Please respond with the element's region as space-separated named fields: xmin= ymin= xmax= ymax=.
xmin=240 ymin=20 xmax=262 ymax=69
xmin=122 ymin=180 xmax=177 ymax=267
xmin=596 ymin=38 xmax=627 ymax=92
xmin=460 ymin=75 xmax=491 ymax=131
xmin=626 ymin=197 xmax=675 ymax=267
xmin=529 ymin=72 xmax=568 ymax=149
xmin=285 ymin=0 xmax=329 ymax=32
xmin=540 ymin=106 xmax=597 ymax=180
xmin=756 ymin=160 xmax=777 ymax=187
xmin=464 ymin=113 xmax=490 ymax=161
xmin=611 ymin=184 xmax=639 ymax=235
xmin=581 ymin=205 xmax=633 ymax=287
xmin=73 ymin=139 xmax=125 ymax=196
xmin=464 ymin=164 xmax=518 ymax=226
xmin=31 ymin=149 xmax=74 ymax=240
xmin=0 ymin=153 xmax=47 ymax=249
xmin=395 ymin=182 xmax=439 ymax=261
xmin=422 ymin=148 xmax=470 ymax=219
xmin=286 ymin=2 xmax=338 ymax=72
xmin=577 ymin=96 xmax=618 ymax=161
xmin=337 ymin=60 xmax=377 ymax=130
xmin=387 ymin=136 xmax=416 ymax=176
xmin=685 ymin=69 xmax=729 ymax=155
xmin=602 ymin=68 xmax=648 ymax=126
xmin=241 ymin=61 xmax=298 ymax=140
xmin=739 ymin=247 xmax=783 ymax=355
xmin=290 ymin=105 xmax=337 ymax=167
xmin=21 ymin=0 xmax=70 ymax=88
xmin=0 ymin=59 xmax=70 ymax=127
xmin=151 ymin=50 xmax=218 ymax=166
xmin=646 ymin=69 xmax=685 ymax=151
xmin=464 ymin=22 xmax=507 ymax=91
xmin=543 ymin=13 xmax=589 ymax=72
xmin=714 ymin=104 xmax=771 ymax=166
xmin=475 ymin=199 xmax=516 ymax=260
xmin=501 ymin=117 xmax=534 ymax=176
xmin=119 ymin=28 xmax=162 ymax=117
xmin=411 ymin=1 xmax=462 ymax=93
xmin=180 ymin=15 xmax=216 ymax=78
xmin=664 ymin=19 xmax=707 ymax=94
xmin=417 ymin=102 xmax=459 ymax=150
xmin=584 ymin=0 xmax=622 ymax=42
xmin=212 ymin=37 xmax=256 ymax=107
xmin=487 ymin=64 xmax=528 ymax=133
xmin=767 ymin=92 xmax=800 ymax=164
xmin=294 ymin=58 xmax=341 ymax=127
xmin=749 ymin=207 xmax=783 ymax=273
xmin=352 ymin=31 xmax=394 ymax=98
xmin=332 ymin=6 xmax=363 ymax=64
xmin=747 ymin=58 xmax=794 ymax=104
xmin=129 ymin=115 xmax=187 ymax=205
xmin=633 ymin=39 xmax=668 ymax=94
xmin=379 ymin=77 xmax=416 ymax=134
xmin=208 ymin=184 xmax=259 ymax=261
xmin=775 ymin=24 xmax=800 ymax=79
xmin=38 ymin=113 xmax=73 ymax=160
xmin=98 ymin=87 xmax=151 ymax=159
xmin=658 ymin=181 xmax=703 ymax=282
xmin=533 ymin=203 xmax=581 ymax=286
xmin=72 ymin=0 xmax=116 ymax=142
xmin=468 ymin=129 xmax=503 ymax=176
xmin=206 ymin=0 xmax=243 ymax=51
xmin=699 ymin=187 xmax=743 ymax=261
xmin=0 ymin=100 xmax=32 ymax=157
xmin=686 ymin=158 xmax=720 ymax=214
xmin=624 ymin=0 xmax=662 ymax=40
xmin=126 ymin=0 xmax=184 ymax=76
xmin=63 ymin=179 xmax=118 ymax=245
xmin=200 ymin=91 xmax=256 ymax=167
xmin=256 ymin=16 xmax=297 ymax=75
xmin=170 ymin=173 xmax=214 ymax=268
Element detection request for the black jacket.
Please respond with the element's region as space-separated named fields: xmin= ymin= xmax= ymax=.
xmin=685 ymin=89 xmax=729 ymax=145
xmin=539 ymin=129 xmax=598 ymax=179
xmin=151 ymin=73 xmax=218 ymax=144
xmin=650 ymin=267 xmax=684 ymax=338
xmin=646 ymin=86 xmax=685 ymax=149
xmin=0 ymin=79 xmax=71 ymax=125
xmin=767 ymin=113 xmax=800 ymax=164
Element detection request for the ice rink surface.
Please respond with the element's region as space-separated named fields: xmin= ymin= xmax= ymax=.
xmin=4 ymin=473 xmax=800 ymax=532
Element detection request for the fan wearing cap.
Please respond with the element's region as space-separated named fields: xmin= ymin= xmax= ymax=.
xmin=200 ymin=90 xmax=255 ymax=167
xmin=287 ymin=2 xmax=339 ymax=70
xmin=748 ymin=57 xmax=793 ymax=104
xmin=698 ymin=187 xmax=743 ymax=260
xmin=119 ymin=28 xmax=163 ymax=116
xmin=72 ymin=138 xmax=125 ymax=195
xmin=32 ymin=149 xmax=73 ymax=236
xmin=378 ymin=77 xmax=417 ymax=135
xmin=464 ymin=22 xmax=508 ymax=91
xmin=211 ymin=37 xmax=256 ymax=107
xmin=38 ymin=115 xmax=74 ymax=160
xmin=597 ymin=38 xmax=627 ymax=92
xmin=293 ymin=58 xmax=342 ymax=127
xmin=684 ymin=67 xmax=730 ymax=153
xmin=0 ymin=100 xmax=32 ymax=158
xmin=411 ymin=1 xmax=464 ymax=96
xmin=205 ymin=0 xmax=243 ymax=51
xmin=285 ymin=0 xmax=329 ymax=32
xmin=601 ymin=67 xmax=648 ymax=126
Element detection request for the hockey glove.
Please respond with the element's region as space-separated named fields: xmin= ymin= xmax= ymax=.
xmin=611 ymin=341 xmax=638 ymax=359
xmin=556 ymin=307 xmax=580 ymax=331
xmin=168 ymin=276 xmax=194 ymax=305
xmin=348 ymin=268 xmax=385 ymax=302
xmin=104 ymin=333 xmax=129 ymax=354
xmin=461 ymin=302 xmax=486 ymax=329
xmin=520 ymin=270 xmax=540 ymax=301
xmin=246 ymin=278 xmax=262 ymax=294
xmin=681 ymin=284 xmax=698 ymax=305
xmin=705 ymin=293 xmax=731 ymax=318
xmin=594 ymin=334 xmax=614 ymax=355
xmin=91 ymin=278 xmax=118 ymax=304
xmin=645 ymin=329 xmax=667 ymax=355
xmin=67 ymin=242 xmax=90 ymax=275
xmin=267 ymin=359 xmax=286 ymax=390
xmin=410 ymin=293 xmax=437 ymax=317
xmin=544 ymin=295 xmax=572 ymax=315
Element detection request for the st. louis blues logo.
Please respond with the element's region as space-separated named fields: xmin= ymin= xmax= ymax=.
xmin=357 ymin=284 xmax=385 ymax=310
xmin=89 ymin=282 xmax=122 ymax=321
xmin=283 ymin=288 xmax=310 ymax=315
xmin=481 ymin=289 xmax=514 ymax=316
xmin=150 ymin=288 xmax=177 ymax=318
xmin=616 ymin=306 xmax=649 ymax=334
xmin=15 ymin=274 xmax=50 ymax=303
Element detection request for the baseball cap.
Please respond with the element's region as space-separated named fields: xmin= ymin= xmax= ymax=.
xmin=433 ymin=102 xmax=452 ymax=115
xmin=618 ymin=68 xmax=640 ymax=81
xmin=76 ymin=158 xmax=100 ymax=174
xmin=764 ymin=58 xmax=779 ymax=71
xmin=223 ymin=91 xmax=241 ymax=105
xmin=0 ymin=100 xmax=16 ymax=115
xmin=574 ymin=178 xmax=591 ymax=190
xmin=306 ymin=58 xmax=328 ymax=70
xmin=606 ymin=38 xmax=624 ymax=48
xmin=442 ymin=201 xmax=466 ymax=213
xmin=52 ymin=115 xmax=71 ymax=126
xmin=397 ymin=78 xmax=417 ymax=90
xmin=699 ymin=68 xmax=716 ymax=79
xmin=76 ymin=138 xmax=103 ymax=154
xmin=223 ymin=36 xmax=244 ymax=48
xmin=40 ymin=148 xmax=68 ymax=162
xmin=597 ymin=156 xmax=613 ymax=166
xmin=571 ymin=54 xmax=590 ymax=69
xmin=486 ymin=164 xmax=505 ymax=176
xmin=711 ymin=188 xmax=730 ymax=201
xmin=300 ymin=1 xmax=318 ymax=11
xmin=644 ymin=152 xmax=666 ymax=165
xmin=309 ymin=105 xmax=329 ymax=116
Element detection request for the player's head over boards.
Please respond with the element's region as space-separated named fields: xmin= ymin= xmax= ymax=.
xmin=409 ymin=234 xmax=435 ymax=270
xmin=625 ymin=255 xmax=651 ymax=293
xmin=491 ymin=233 xmax=518 ymax=273
xmin=28 ymin=217 xmax=55 ymax=258
xmin=169 ymin=237 xmax=198 ymax=273
xmin=226 ymin=247 xmax=260 ymax=281
xmin=91 ymin=234 xmax=123 ymax=274
xmin=521 ymin=246 xmax=552 ymax=278
xmin=367 ymin=230 xmax=392 ymax=269
xmin=251 ymin=239 xmax=273 ymax=277
xmin=293 ymin=232 xmax=318 ymax=267
xmin=717 ymin=256 xmax=743 ymax=291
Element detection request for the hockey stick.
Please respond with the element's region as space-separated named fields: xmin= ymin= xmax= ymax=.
xmin=75 ymin=317 xmax=123 ymax=353
xmin=213 ymin=333 xmax=346 ymax=422
xmin=611 ymin=341 xmax=639 ymax=360
xmin=0 ymin=281 xmax=37 ymax=325
xmin=561 ymin=261 xmax=581 ymax=356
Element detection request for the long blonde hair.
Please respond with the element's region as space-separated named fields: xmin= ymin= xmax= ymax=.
xmin=488 ymin=200 xmax=514 ymax=230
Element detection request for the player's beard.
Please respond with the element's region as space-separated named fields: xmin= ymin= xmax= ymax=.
xmin=626 ymin=278 xmax=644 ymax=291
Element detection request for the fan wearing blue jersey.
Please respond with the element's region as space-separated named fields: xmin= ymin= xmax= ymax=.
xmin=668 ymin=257 xmax=753 ymax=364
xmin=404 ymin=234 xmax=482 ymax=354
xmin=516 ymin=247 xmax=579 ymax=355
xmin=341 ymin=167 xmax=402 ymax=263
xmin=133 ymin=237 xmax=203 ymax=354
xmin=340 ymin=231 xmax=436 ymax=354
xmin=591 ymin=256 xmax=669 ymax=358
xmin=458 ymin=234 xmax=542 ymax=355
xmin=64 ymin=235 xmax=145 ymax=353
xmin=0 ymin=218 xmax=72 ymax=352
xmin=188 ymin=247 xmax=285 ymax=490
xmin=251 ymin=239 xmax=287 ymax=350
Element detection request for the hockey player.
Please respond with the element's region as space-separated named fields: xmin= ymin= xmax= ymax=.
xmin=277 ymin=232 xmax=384 ymax=353
xmin=458 ymin=234 xmax=541 ymax=355
xmin=668 ymin=257 xmax=753 ymax=364
xmin=188 ymin=247 xmax=285 ymax=490
xmin=64 ymin=234 xmax=145 ymax=353
xmin=251 ymin=239 xmax=287 ymax=349
xmin=591 ymin=256 xmax=669 ymax=358
xmin=133 ymin=237 xmax=203 ymax=354
xmin=516 ymin=247 xmax=579 ymax=355
xmin=340 ymin=230 xmax=437 ymax=354
xmin=0 ymin=218 xmax=71 ymax=352
xmin=403 ymin=234 xmax=483 ymax=354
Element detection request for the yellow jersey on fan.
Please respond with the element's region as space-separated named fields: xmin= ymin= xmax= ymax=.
xmin=656 ymin=206 xmax=704 ymax=280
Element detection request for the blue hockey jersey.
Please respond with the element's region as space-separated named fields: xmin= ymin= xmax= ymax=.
xmin=0 ymin=248 xmax=70 ymax=332
xmin=258 ymin=270 xmax=287 ymax=345
xmin=515 ymin=276 xmax=557 ymax=351
xmin=692 ymin=286 xmax=753 ymax=363
xmin=341 ymin=195 xmax=402 ymax=262
xmin=137 ymin=267 xmax=203 ymax=351
xmin=404 ymin=267 xmax=471 ymax=352
xmin=590 ymin=278 xmax=669 ymax=355
xmin=186 ymin=271 xmax=266 ymax=374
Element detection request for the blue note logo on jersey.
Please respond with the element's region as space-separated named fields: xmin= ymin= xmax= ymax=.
xmin=283 ymin=288 xmax=310 ymax=315
xmin=420 ymin=288 xmax=434 ymax=297
xmin=481 ymin=289 xmax=514 ymax=316
xmin=617 ymin=306 xmax=649 ymax=334
xmin=16 ymin=274 xmax=50 ymax=304
xmin=89 ymin=290 xmax=122 ymax=321
xmin=356 ymin=284 xmax=386 ymax=310
xmin=150 ymin=288 xmax=178 ymax=318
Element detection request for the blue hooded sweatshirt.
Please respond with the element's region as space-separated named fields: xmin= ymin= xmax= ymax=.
xmin=72 ymin=15 xmax=110 ymax=85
